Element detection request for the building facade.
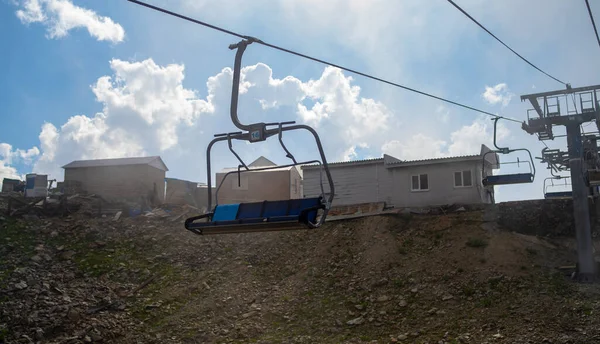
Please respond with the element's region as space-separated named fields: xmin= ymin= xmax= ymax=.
xmin=302 ymin=144 xmax=499 ymax=208
xmin=62 ymin=156 xmax=168 ymax=204
xmin=215 ymin=156 xmax=302 ymax=204
xmin=164 ymin=177 xmax=214 ymax=210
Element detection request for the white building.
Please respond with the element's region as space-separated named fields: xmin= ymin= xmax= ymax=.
xmin=302 ymin=144 xmax=499 ymax=207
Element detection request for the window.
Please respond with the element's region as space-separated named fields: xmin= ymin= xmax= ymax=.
xmin=454 ymin=170 xmax=473 ymax=187
xmin=411 ymin=174 xmax=429 ymax=191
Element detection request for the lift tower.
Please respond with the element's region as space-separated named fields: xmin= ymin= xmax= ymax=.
xmin=522 ymin=84 xmax=600 ymax=282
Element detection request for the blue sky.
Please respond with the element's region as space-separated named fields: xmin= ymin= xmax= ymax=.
xmin=0 ymin=0 xmax=599 ymax=202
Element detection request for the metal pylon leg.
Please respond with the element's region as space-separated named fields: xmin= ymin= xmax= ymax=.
xmin=566 ymin=123 xmax=597 ymax=281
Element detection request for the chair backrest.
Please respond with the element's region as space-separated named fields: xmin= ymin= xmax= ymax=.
xmin=237 ymin=202 xmax=264 ymax=219
xmin=212 ymin=204 xmax=240 ymax=221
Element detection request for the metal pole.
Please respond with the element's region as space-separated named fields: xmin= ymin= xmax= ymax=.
xmin=566 ymin=123 xmax=596 ymax=281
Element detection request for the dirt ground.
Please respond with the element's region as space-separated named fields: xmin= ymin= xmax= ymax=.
xmin=1 ymin=209 xmax=600 ymax=343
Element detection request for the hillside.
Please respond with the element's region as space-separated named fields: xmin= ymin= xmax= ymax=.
xmin=1 ymin=209 xmax=600 ymax=343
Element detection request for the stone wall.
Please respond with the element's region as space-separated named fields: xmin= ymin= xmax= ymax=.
xmin=495 ymin=199 xmax=600 ymax=237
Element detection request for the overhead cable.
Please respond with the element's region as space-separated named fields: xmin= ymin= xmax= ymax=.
xmin=585 ymin=0 xmax=600 ymax=51
xmin=445 ymin=0 xmax=568 ymax=86
xmin=127 ymin=0 xmax=524 ymax=124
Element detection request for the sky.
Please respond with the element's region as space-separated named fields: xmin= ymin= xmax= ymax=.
xmin=0 ymin=0 xmax=599 ymax=202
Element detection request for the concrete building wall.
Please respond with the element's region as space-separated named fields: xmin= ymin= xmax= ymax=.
xmin=289 ymin=167 xmax=302 ymax=200
xmin=215 ymin=169 xmax=292 ymax=204
xmin=194 ymin=186 xmax=215 ymax=210
xmin=389 ymin=160 xmax=485 ymax=207
xmin=302 ymin=162 xmax=394 ymax=206
xmin=303 ymin=159 xmax=494 ymax=208
xmin=1 ymin=179 xmax=21 ymax=193
xmin=64 ymin=165 xmax=166 ymax=203
xmin=164 ymin=178 xmax=215 ymax=210
xmin=165 ymin=178 xmax=198 ymax=206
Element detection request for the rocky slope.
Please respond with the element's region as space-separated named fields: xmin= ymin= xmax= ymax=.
xmin=1 ymin=210 xmax=599 ymax=343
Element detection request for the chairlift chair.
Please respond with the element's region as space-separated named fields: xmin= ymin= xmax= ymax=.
xmin=543 ymin=176 xmax=572 ymax=199
xmin=185 ymin=39 xmax=335 ymax=235
xmin=482 ymin=118 xmax=536 ymax=186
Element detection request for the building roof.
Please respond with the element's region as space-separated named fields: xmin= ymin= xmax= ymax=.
xmin=312 ymin=157 xmax=385 ymax=168
xmin=248 ymin=156 xmax=277 ymax=167
xmin=2 ymin=178 xmax=21 ymax=183
xmin=62 ymin=156 xmax=169 ymax=171
xmin=164 ymin=177 xmax=204 ymax=184
xmin=384 ymin=154 xmax=480 ymax=167
xmin=302 ymin=144 xmax=496 ymax=170
xmin=219 ymin=155 xmax=292 ymax=173
xmin=219 ymin=165 xmax=295 ymax=173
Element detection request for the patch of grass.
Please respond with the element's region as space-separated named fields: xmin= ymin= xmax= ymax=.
xmin=488 ymin=277 xmax=502 ymax=289
xmin=546 ymin=272 xmax=572 ymax=296
xmin=478 ymin=296 xmax=493 ymax=308
xmin=461 ymin=285 xmax=476 ymax=297
xmin=0 ymin=326 xmax=9 ymax=342
xmin=393 ymin=278 xmax=405 ymax=288
xmin=525 ymin=247 xmax=538 ymax=256
xmin=580 ymin=302 xmax=594 ymax=316
xmin=466 ymin=238 xmax=488 ymax=248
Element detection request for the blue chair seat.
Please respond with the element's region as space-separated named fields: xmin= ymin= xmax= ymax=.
xmin=545 ymin=191 xmax=572 ymax=199
xmin=187 ymin=197 xmax=323 ymax=230
xmin=483 ymin=173 xmax=534 ymax=186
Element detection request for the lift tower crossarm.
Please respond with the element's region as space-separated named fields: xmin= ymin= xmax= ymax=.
xmin=520 ymin=84 xmax=600 ymax=101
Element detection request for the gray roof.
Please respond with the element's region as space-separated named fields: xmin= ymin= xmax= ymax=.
xmin=301 ymin=144 xmax=496 ymax=170
xmin=249 ymin=156 xmax=277 ymax=167
xmin=62 ymin=156 xmax=169 ymax=171
xmin=302 ymin=154 xmax=480 ymax=170
xmin=385 ymin=154 xmax=480 ymax=166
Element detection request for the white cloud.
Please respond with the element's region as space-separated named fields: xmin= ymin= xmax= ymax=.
xmin=5 ymin=55 xmax=512 ymax=188
xmin=482 ymin=83 xmax=514 ymax=107
xmin=31 ymin=58 xmax=216 ymax=179
xmin=381 ymin=117 xmax=511 ymax=161
xmin=20 ymin=58 xmax=393 ymax=181
xmin=341 ymin=143 xmax=369 ymax=161
xmin=16 ymin=0 xmax=45 ymax=23
xmin=436 ymin=105 xmax=450 ymax=123
xmin=382 ymin=134 xmax=446 ymax=161
xmin=15 ymin=0 xmax=125 ymax=43
xmin=447 ymin=119 xmax=509 ymax=156
xmin=297 ymin=67 xmax=393 ymax=159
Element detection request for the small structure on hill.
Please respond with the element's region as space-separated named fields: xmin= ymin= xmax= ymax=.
xmin=1 ymin=178 xmax=23 ymax=193
xmin=24 ymin=173 xmax=49 ymax=198
xmin=215 ymin=156 xmax=302 ymax=204
xmin=164 ymin=177 xmax=214 ymax=209
xmin=62 ymin=156 xmax=168 ymax=205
